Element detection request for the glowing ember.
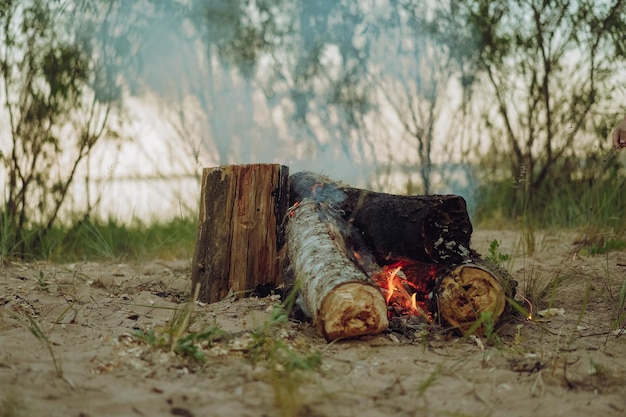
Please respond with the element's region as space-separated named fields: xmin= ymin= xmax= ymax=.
xmin=371 ymin=262 xmax=434 ymax=322
xmin=288 ymin=201 xmax=300 ymax=217
xmin=311 ymin=183 xmax=323 ymax=198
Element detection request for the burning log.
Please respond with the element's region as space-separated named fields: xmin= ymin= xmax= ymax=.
xmin=191 ymin=164 xmax=289 ymax=303
xmin=189 ymin=165 xmax=516 ymax=339
xmin=368 ymin=259 xmax=515 ymax=332
xmin=286 ymin=198 xmax=388 ymax=341
xmin=287 ymin=172 xmax=516 ymax=335
xmin=290 ymin=171 xmax=474 ymax=264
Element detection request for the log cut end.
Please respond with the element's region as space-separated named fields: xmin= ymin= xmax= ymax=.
xmin=436 ymin=264 xmax=507 ymax=332
xmin=319 ymin=283 xmax=389 ymax=342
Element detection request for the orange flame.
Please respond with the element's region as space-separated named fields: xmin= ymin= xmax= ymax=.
xmin=384 ymin=266 xmax=402 ymax=303
xmin=288 ymin=201 xmax=300 ymax=217
xmin=372 ymin=263 xmax=432 ymax=322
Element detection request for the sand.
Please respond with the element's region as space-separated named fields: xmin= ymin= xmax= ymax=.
xmin=1 ymin=229 xmax=625 ymax=417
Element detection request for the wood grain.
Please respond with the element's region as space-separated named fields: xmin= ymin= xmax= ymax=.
xmin=191 ymin=164 xmax=289 ymax=303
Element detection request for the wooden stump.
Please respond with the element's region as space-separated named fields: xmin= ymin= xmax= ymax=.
xmin=191 ymin=164 xmax=289 ymax=303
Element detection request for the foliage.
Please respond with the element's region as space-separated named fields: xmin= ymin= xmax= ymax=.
xmin=133 ymin=282 xmax=226 ymax=363
xmin=247 ymin=304 xmax=321 ymax=372
xmin=474 ymin=150 xmax=626 ymax=235
xmin=464 ymin=310 xmax=501 ymax=346
xmin=247 ymin=300 xmax=321 ymax=417
xmin=2 ymin=0 xmax=626 ymax=261
xmin=0 ymin=0 xmax=126 ymax=256
xmin=485 ymin=239 xmax=511 ymax=265
xmin=0 ymin=214 xmax=197 ymax=262
xmin=133 ymin=324 xmax=225 ymax=363
xmin=372 ymin=2 xmax=457 ymax=194
xmin=127 ymin=0 xmax=625 ymax=197
xmin=583 ymin=238 xmax=626 ymax=255
xmin=10 ymin=313 xmax=63 ymax=378
xmin=431 ymin=0 xmax=626 ymax=195
xmin=0 ymin=388 xmax=22 ymax=417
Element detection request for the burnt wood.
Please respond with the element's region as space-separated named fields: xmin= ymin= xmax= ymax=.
xmin=289 ymin=171 xmax=474 ymax=264
xmin=189 ymin=166 xmax=516 ymax=337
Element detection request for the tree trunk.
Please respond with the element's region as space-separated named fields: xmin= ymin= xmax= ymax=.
xmin=286 ymin=198 xmax=388 ymax=341
xmin=289 ymin=171 xmax=474 ymax=264
xmin=191 ymin=164 xmax=289 ymax=303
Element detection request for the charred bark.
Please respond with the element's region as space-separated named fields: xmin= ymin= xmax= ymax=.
xmin=289 ymin=171 xmax=474 ymax=264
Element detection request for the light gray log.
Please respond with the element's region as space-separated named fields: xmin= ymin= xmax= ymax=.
xmin=286 ymin=198 xmax=388 ymax=341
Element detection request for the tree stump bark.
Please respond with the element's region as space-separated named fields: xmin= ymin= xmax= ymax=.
xmin=191 ymin=164 xmax=289 ymax=303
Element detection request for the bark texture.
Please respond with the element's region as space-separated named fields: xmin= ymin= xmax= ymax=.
xmin=191 ymin=164 xmax=289 ymax=303
xmin=289 ymin=171 xmax=474 ymax=264
xmin=286 ymin=198 xmax=388 ymax=341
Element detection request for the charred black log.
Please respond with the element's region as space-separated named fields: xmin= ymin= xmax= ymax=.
xmin=289 ymin=171 xmax=474 ymax=264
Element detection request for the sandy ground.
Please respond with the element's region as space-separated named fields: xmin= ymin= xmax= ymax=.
xmin=1 ymin=229 xmax=625 ymax=417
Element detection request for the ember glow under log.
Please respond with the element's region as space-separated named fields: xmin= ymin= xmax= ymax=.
xmin=369 ymin=259 xmax=514 ymax=331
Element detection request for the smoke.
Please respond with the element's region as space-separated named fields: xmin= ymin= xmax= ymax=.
xmin=82 ymin=0 xmax=476 ymax=219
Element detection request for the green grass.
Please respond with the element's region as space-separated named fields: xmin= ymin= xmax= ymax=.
xmin=0 ymin=214 xmax=197 ymax=262
xmin=484 ymin=239 xmax=511 ymax=265
xmin=246 ymin=295 xmax=322 ymax=417
xmin=132 ymin=286 xmax=321 ymax=417
xmin=476 ymin=178 xmax=625 ymax=231
xmin=0 ymin=388 xmax=22 ymax=417
xmin=580 ymin=237 xmax=626 ymax=255
xmin=10 ymin=313 xmax=64 ymax=379
xmin=133 ymin=324 xmax=226 ymax=363
xmin=474 ymin=161 xmax=626 ymax=236
xmin=474 ymin=167 xmax=626 ymax=262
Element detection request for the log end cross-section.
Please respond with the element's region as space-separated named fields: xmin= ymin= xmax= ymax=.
xmin=434 ymin=261 xmax=513 ymax=332
xmin=320 ymin=283 xmax=388 ymax=341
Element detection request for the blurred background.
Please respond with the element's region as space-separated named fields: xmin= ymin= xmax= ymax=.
xmin=1 ymin=0 xmax=625 ymax=259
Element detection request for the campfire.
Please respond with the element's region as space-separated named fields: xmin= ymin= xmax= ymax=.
xmin=191 ymin=164 xmax=516 ymax=342
xmin=371 ymin=262 xmax=435 ymax=321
